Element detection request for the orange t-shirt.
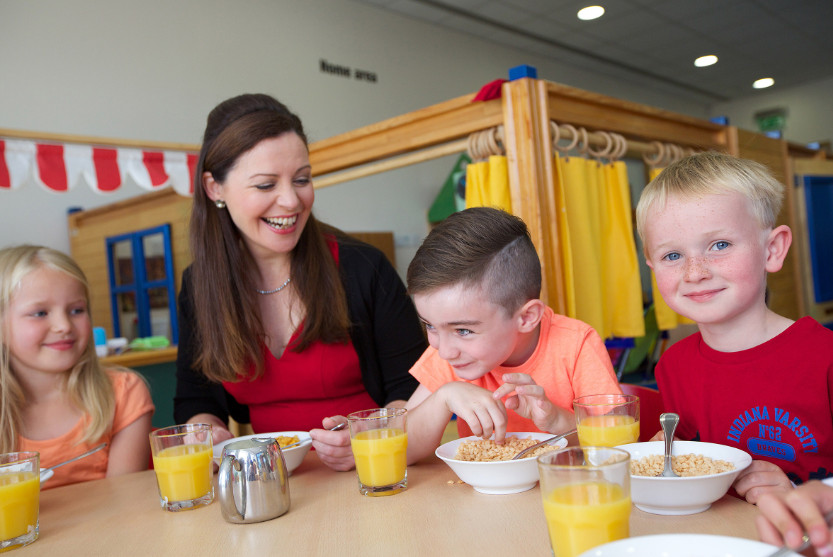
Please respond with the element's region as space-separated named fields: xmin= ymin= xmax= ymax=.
xmin=410 ymin=306 xmax=621 ymax=436
xmin=20 ymin=369 xmax=154 ymax=489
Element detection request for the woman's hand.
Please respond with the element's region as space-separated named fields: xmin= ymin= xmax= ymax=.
xmin=310 ymin=416 xmax=355 ymax=471
xmin=756 ymin=480 xmax=833 ymax=555
xmin=188 ymin=413 xmax=234 ymax=444
xmin=734 ymin=459 xmax=793 ymax=504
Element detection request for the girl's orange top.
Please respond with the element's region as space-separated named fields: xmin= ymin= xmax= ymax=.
xmin=20 ymin=369 xmax=154 ymax=489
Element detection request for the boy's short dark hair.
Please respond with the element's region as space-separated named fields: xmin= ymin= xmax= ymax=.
xmin=407 ymin=207 xmax=542 ymax=315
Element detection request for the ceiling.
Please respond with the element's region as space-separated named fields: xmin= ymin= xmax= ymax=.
xmin=353 ymin=0 xmax=833 ymax=104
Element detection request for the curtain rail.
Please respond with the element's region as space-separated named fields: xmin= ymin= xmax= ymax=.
xmin=0 ymin=127 xmax=199 ymax=152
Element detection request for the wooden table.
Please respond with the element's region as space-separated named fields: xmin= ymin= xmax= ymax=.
xmin=22 ymin=453 xmax=761 ymax=556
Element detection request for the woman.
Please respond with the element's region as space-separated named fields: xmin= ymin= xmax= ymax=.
xmin=174 ymin=94 xmax=427 ymax=471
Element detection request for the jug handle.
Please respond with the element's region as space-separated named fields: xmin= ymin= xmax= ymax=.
xmin=218 ymin=454 xmax=247 ymax=521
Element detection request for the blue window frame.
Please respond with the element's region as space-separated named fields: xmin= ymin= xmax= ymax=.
xmin=106 ymin=224 xmax=178 ymax=344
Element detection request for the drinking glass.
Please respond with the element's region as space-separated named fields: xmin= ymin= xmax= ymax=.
xmin=347 ymin=408 xmax=408 ymax=496
xmin=573 ymin=394 xmax=639 ymax=447
xmin=0 ymin=452 xmax=40 ymax=552
xmin=149 ymin=424 xmax=214 ymax=511
xmin=538 ymin=446 xmax=631 ymax=557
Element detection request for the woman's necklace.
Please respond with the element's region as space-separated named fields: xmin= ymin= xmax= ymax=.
xmin=256 ymin=277 xmax=291 ymax=295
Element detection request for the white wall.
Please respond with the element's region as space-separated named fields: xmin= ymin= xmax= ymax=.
xmin=1 ymin=0 xmax=728 ymax=274
xmin=711 ymin=76 xmax=833 ymax=146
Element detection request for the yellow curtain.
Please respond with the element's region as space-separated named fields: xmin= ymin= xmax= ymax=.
xmin=647 ymin=167 xmax=695 ymax=330
xmin=552 ymin=156 xmax=576 ymax=318
xmin=465 ymin=156 xmax=511 ymax=213
xmin=560 ymin=156 xmax=606 ymax=336
xmin=602 ymin=161 xmax=645 ymax=337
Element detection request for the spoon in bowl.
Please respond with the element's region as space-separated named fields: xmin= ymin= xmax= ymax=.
xmin=511 ymin=429 xmax=577 ymax=460
xmin=659 ymin=413 xmax=680 ymax=477
xmin=40 ymin=442 xmax=107 ymax=482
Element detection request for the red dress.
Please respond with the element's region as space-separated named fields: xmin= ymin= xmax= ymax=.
xmin=222 ymin=238 xmax=376 ymax=432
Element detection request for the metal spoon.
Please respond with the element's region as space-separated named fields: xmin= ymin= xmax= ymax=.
xmin=43 ymin=442 xmax=107 ymax=473
xmin=511 ymin=429 xmax=578 ymax=460
xmin=765 ymin=510 xmax=833 ymax=556
xmin=659 ymin=413 xmax=679 ymax=477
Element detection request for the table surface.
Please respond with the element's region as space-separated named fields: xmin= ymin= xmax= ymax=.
xmin=21 ymin=451 xmax=765 ymax=556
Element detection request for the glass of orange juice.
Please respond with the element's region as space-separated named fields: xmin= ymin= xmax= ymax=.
xmin=0 ymin=452 xmax=40 ymax=552
xmin=538 ymin=446 xmax=631 ymax=557
xmin=347 ymin=408 xmax=407 ymax=497
xmin=149 ymin=424 xmax=214 ymax=512
xmin=574 ymin=394 xmax=639 ymax=447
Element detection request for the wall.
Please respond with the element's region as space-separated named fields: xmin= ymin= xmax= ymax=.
xmin=712 ymin=76 xmax=833 ymax=147
xmin=0 ymin=0 xmax=718 ymax=275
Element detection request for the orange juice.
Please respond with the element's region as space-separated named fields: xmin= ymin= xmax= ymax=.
xmin=577 ymin=415 xmax=639 ymax=447
xmin=351 ymin=428 xmax=407 ymax=487
xmin=152 ymin=444 xmax=212 ymax=501
xmin=0 ymin=472 xmax=39 ymax=542
xmin=543 ymin=481 xmax=631 ymax=557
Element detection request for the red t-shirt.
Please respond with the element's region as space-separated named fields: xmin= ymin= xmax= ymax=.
xmin=223 ymin=237 xmax=376 ymax=432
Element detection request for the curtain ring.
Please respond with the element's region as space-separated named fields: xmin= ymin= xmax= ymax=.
xmin=667 ymin=143 xmax=683 ymax=164
xmin=615 ymin=133 xmax=628 ymax=161
xmin=487 ymin=126 xmax=502 ymax=156
xmin=643 ymin=140 xmax=665 ymax=167
xmin=495 ymin=125 xmax=505 ymax=155
xmin=550 ymin=121 xmax=561 ymax=150
xmin=577 ymin=127 xmax=590 ymax=157
xmin=588 ymin=131 xmax=614 ymax=160
xmin=607 ymin=132 xmax=625 ymax=162
xmin=555 ymin=123 xmax=580 ymax=154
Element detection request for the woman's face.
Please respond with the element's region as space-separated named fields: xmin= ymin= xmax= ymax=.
xmin=204 ymin=132 xmax=314 ymax=262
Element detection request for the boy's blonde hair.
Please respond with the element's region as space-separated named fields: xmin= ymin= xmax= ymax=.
xmin=407 ymin=207 xmax=542 ymax=315
xmin=0 ymin=245 xmax=115 ymax=453
xmin=636 ymin=151 xmax=785 ymax=247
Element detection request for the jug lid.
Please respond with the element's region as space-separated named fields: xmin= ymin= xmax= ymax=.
xmin=221 ymin=437 xmax=278 ymax=457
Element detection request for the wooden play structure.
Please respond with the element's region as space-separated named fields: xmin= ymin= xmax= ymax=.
xmin=309 ymin=77 xmax=828 ymax=322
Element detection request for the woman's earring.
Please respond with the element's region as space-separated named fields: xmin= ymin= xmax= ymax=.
xmin=215 ymin=200 xmax=226 ymax=209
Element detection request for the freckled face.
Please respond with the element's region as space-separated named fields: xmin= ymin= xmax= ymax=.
xmin=206 ymin=133 xmax=313 ymax=263
xmin=642 ymin=191 xmax=770 ymax=328
xmin=5 ymin=266 xmax=91 ymax=379
xmin=413 ymin=284 xmax=526 ymax=380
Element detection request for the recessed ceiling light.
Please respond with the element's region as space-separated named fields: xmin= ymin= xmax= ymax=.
xmin=753 ymin=77 xmax=775 ymax=89
xmin=577 ymin=6 xmax=605 ymax=21
xmin=694 ymin=55 xmax=718 ymax=67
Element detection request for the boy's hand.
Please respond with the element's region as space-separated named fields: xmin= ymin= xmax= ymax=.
xmin=734 ymin=459 xmax=793 ymax=505
xmin=756 ymin=480 xmax=833 ymax=555
xmin=492 ymin=373 xmax=571 ymax=434
xmin=438 ymin=382 xmax=508 ymax=443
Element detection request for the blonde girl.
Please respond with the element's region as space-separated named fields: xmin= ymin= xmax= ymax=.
xmin=0 ymin=245 xmax=154 ymax=489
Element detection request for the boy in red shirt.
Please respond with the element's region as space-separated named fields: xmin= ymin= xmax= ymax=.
xmin=404 ymin=207 xmax=620 ymax=463
xmin=636 ymin=152 xmax=833 ymax=504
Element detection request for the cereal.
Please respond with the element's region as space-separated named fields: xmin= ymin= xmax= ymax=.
xmin=630 ymin=454 xmax=735 ymax=477
xmin=453 ymin=436 xmax=559 ymax=461
xmin=274 ymin=435 xmax=300 ymax=448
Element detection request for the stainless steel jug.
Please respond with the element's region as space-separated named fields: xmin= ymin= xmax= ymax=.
xmin=218 ymin=437 xmax=290 ymax=523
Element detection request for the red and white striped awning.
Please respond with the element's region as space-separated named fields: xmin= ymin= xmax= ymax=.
xmin=0 ymin=138 xmax=198 ymax=195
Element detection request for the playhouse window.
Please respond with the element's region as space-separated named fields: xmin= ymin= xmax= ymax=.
xmin=106 ymin=224 xmax=178 ymax=344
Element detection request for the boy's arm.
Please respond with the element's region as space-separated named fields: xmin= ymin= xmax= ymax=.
xmin=493 ymin=373 xmax=575 ymax=434
xmin=405 ymin=385 xmax=454 ymax=464
xmin=733 ymin=460 xmax=793 ymax=504
xmin=405 ymin=383 xmax=509 ymax=464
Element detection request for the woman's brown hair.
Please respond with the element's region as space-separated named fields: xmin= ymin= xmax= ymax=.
xmin=189 ymin=94 xmax=350 ymax=382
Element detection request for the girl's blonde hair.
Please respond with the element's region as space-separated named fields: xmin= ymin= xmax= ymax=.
xmin=635 ymin=151 xmax=785 ymax=247
xmin=0 ymin=245 xmax=115 ymax=453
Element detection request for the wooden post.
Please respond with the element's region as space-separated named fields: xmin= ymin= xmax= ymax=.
xmin=501 ymin=78 xmax=566 ymax=313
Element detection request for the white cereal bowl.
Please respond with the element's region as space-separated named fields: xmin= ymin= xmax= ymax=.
xmin=616 ymin=441 xmax=753 ymax=515
xmin=435 ymin=432 xmax=568 ymax=494
xmin=213 ymin=431 xmax=312 ymax=475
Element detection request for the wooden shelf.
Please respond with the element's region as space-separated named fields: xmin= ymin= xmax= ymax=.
xmin=100 ymin=346 xmax=178 ymax=368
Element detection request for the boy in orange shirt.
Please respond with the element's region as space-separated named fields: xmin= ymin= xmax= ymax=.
xmin=404 ymin=207 xmax=621 ymax=462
